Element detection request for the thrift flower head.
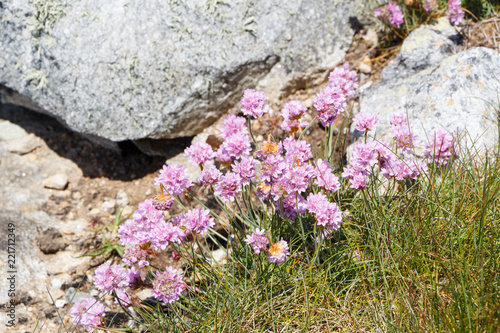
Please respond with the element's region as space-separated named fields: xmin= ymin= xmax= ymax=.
xmin=425 ymin=129 xmax=457 ymax=166
xmin=232 ymin=156 xmax=257 ymax=185
xmin=328 ymin=63 xmax=358 ymax=98
xmin=240 ymin=89 xmax=269 ymax=118
xmin=256 ymin=137 xmax=282 ymax=160
xmin=123 ymin=246 xmax=149 ymax=268
xmin=70 ymin=298 xmax=105 ymax=332
xmin=184 ymin=141 xmax=214 ymax=166
xmin=118 ymin=199 xmax=164 ymax=246
xmin=126 ymin=267 xmax=141 ymax=289
xmin=152 ymin=266 xmax=184 ymax=304
xmin=314 ymin=159 xmax=340 ymax=192
xmin=153 ymin=193 xmax=174 ymax=211
xmin=447 ymin=0 xmax=464 ymax=25
xmin=197 ymin=163 xmax=222 ymax=185
xmin=353 ymin=112 xmax=378 ymax=132
xmin=423 ymin=0 xmax=437 ymax=12
xmin=154 ymin=163 xmax=193 ymax=195
xmin=151 ymin=222 xmax=185 ymax=250
xmin=218 ymin=114 xmax=247 ymax=139
xmin=389 ymin=112 xmax=418 ymax=152
xmin=216 ymin=132 xmax=251 ymax=162
xmin=283 ymin=137 xmax=312 ymax=165
xmin=387 ymin=2 xmax=404 ymax=28
xmin=114 ymin=288 xmax=132 ymax=307
xmin=277 ymin=194 xmax=307 ymax=220
xmin=313 ymin=85 xmax=347 ymax=126
xmin=266 ymin=239 xmax=290 ymax=264
xmin=184 ymin=207 xmax=215 ymax=235
xmin=280 ymin=100 xmax=309 ymax=132
xmin=213 ymin=172 xmax=242 ymax=202
xmin=93 ymin=261 xmax=129 ymax=293
xmin=244 ymin=228 xmax=269 ymax=254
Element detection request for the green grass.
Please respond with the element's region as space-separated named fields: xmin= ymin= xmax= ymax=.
xmin=110 ymin=132 xmax=500 ymax=333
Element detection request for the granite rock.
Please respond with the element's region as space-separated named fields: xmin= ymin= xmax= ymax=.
xmin=1 ymin=0 xmax=358 ymax=144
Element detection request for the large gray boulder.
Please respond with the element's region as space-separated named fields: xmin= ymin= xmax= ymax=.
xmin=360 ymin=20 xmax=500 ymax=152
xmin=1 ymin=0 xmax=356 ymax=144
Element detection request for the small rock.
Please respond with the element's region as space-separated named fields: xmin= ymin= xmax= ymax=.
xmin=90 ymin=289 xmax=99 ymax=297
xmin=88 ymin=208 xmax=101 ymax=217
xmin=121 ymin=206 xmax=134 ymax=218
xmin=0 ymin=120 xmax=28 ymax=141
xmin=363 ymin=28 xmax=378 ymax=46
xmin=71 ymin=191 xmax=83 ymax=200
xmin=210 ymin=248 xmax=229 ymax=265
xmin=4 ymin=134 xmax=42 ymax=154
xmin=359 ymin=61 xmax=372 ymax=74
xmin=44 ymin=174 xmax=69 ymax=190
xmin=59 ymin=227 xmax=75 ymax=235
xmin=115 ymin=190 xmax=129 ymax=207
xmin=36 ymin=228 xmax=68 ymax=254
xmin=101 ymin=199 xmax=116 ymax=214
xmin=55 ymin=299 xmax=67 ymax=308
xmin=135 ymin=288 xmax=153 ymax=300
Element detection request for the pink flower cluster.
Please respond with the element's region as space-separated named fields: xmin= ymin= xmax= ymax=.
xmin=423 ymin=0 xmax=437 ymax=12
xmin=185 ymin=141 xmax=214 ymax=166
xmin=447 ymin=0 xmax=464 ymax=25
xmin=240 ymin=89 xmax=269 ymax=118
xmin=70 ymin=298 xmax=105 ymax=332
xmin=244 ymin=228 xmax=269 ymax=254
xmin=154 ymin=163 xmax=193 ymax=195
xmin=266 ymin=240 xmax=290 ymax=264
xmin=390 ymin=112 xmax=418 ymax=153
xmin=216 ymin=114 xmax=252 ymax=163
xmin=313 ymin=63 xmax=357 ymax=127
xmin=374 ymin=2 xmax=404 ymax=28
xmin=306 ymin=193 xmax=343 ymax=231
xmin=425 ymin=129 xmax=457 ymax=166
xmin=343 ymin=112 xmax=429 ymax=189
xmin=280 ymin=100 xmax=309 ymax=133
xmin=152 ymin=266 xmax=184 ymax=304
xmin=353 ymin=112 xmax=378 ymax=132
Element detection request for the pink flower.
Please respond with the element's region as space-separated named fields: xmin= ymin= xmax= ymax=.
xmin=184 ymin=207 xmax=215 ymax=235
xmin=244 ymin=228 xmax=269 ymax=254
xmin=353 ymin=112 xmax=378 ymax=132
xmin=151 ymin=222 xmax=185 ymax=250
xmin=280 ymin=100 xmax=309 ymax=132
xmin=313 ymin=85 xmax=347 ymax=126
xmin=154 ymin=163 xmax=193 ymax=195
xmin=314 ymin=159 xmax=341 ymax=193
xmin=283 ymin=137 xmax=312 ymax=165
xmin=125 ymin=267 xmax=141 ymax=289
xmin=93 ymin=261 xmax=129 ymax=293
xmin=306 ymin=192 xmax=342 ymax=230
xmin=328 ymin=63 xmax=358 ymax=98
xmin=277 ymin=194 xmax=307 ymax=220
xmin=216 ymin=132 xmax=251 ymax=162
xmin=389 ymin=112 xmax=418 ymax=153
xmin=447 ymin=0 xmax=464 ymax=25
xmin=232 ymin=156 xmax=257 ymax=185
xmin=114 ymin=288 xmax=132 ymax=307
xmin=123 ymin=246 xmax=149 ymax=267
xmin=152 ymin=266 xmax=184 ymax=304
xmin=184 ymin=142 xmax=214 ymax=166
xmin=387 ymin=2 xmax=404 ymax=28
xmin=266 ymin=239 xmax=290 ymax=264
xmin=240 ymin=89 xmax=269 ymax=118
xmin=283 ymin=164 xmax=316 ymax=195
xmin=423 ymin=0 xmax=437 ymax=12
xmin=256 ymin=182 xmax=272 ymax=201
xmin=118 ymin=199 xmax=164 ymax=246
xmin=152 ymin=193 xmax=174 ymax=211
xmin=197 ymin=163 xmax=222 ymax=185
xmin=70 ymin=298 xmax=105 ymax=332
xmin=218 ymin=114 xmax=248 ymax=139
xmin=425 ymin=129 xmax=457 ymax=166
xmin=213 ymin=172 xmax=242 ymax=202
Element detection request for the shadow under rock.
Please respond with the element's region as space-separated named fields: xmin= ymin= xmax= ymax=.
xmin=0 ymin=102 xmax=192 ymax=181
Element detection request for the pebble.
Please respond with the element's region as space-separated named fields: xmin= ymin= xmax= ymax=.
xmin=0 ymin=120 xmax=28 ymax=141
xmin=55 ymin=299 xmax=67 ymax=308
xmin=115 ymin=189 xmax=129 ymax=206
xmin=303 ymin=99 xmax=313 ymax=108
xmin=363 ymin=28 xmax=379 ymax=46
xmin=101 ymin=199 xmax=116 ymax=213
xmin=4 ymin=134 xmax=42 ymax=155
xmin=359 ymin=62 xmax=372 ymax=74
xmin=44 ymin=174 xmax=69 ymax=190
